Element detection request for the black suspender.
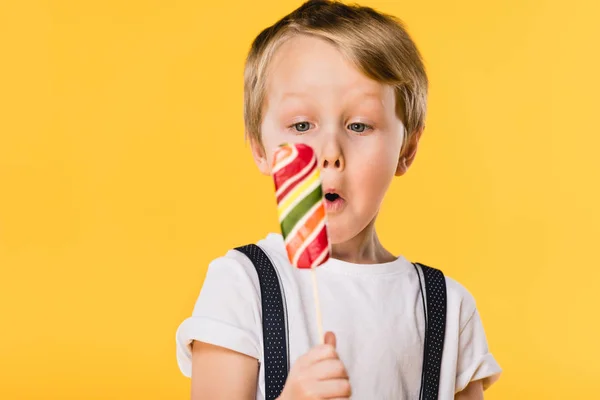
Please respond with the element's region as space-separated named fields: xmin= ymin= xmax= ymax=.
xmin=236 ymin=244 xmax=447 ymax=400
xmin=414 ymin=263 xmax=448 ymax=400
xmin=235 ymin=244 xmax=289 ymax=400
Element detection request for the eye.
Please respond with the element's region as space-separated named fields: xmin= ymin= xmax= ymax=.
xmin=291 ymin=121 xmax=312 ymax=133
xmin=348 ymin=122 xmax=371 ymax=133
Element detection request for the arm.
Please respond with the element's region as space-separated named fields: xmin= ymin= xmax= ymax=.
xmin=455 ymin=379 xmax=484 ymax=400
xmin=191 ymin=340 xmax=259 ymax=400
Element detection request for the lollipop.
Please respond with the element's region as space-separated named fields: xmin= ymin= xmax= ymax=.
xmin=272 ymin=143 xmax=331 ymax=268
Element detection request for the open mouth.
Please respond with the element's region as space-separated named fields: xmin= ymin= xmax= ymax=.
xmin=323 ymin=191 xmax=345 ymax=213
xmin=324 ymin=193 xmax=340 ymax=202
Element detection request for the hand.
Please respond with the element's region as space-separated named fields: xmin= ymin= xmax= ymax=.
xmin=279 ymin=332 xmax=352 ymax=399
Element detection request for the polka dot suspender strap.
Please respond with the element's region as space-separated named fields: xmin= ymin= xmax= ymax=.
xmin=235 ymin=244 xmax=289 ymax=400
xmin=414 ymin=263 xmax=448 ymax=400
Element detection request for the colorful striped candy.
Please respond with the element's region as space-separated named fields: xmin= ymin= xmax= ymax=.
xmin=272 ymin=143 xmax=330 ymax=269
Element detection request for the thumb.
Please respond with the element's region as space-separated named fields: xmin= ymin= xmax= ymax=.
xmin=324 ymin=331 xmax=337 ymax=348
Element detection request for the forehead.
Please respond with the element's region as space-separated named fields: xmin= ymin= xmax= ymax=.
xmin=265 ymin=34 xmax=393 ymax=105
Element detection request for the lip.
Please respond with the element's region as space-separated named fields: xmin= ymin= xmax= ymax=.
xmin=324 ymin=188 xmax=345 ymax=198
xmin=323 ymin=188 xmax=346 ymax=214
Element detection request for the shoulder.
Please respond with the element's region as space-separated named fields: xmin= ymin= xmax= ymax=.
xmin=416 ymin=262 xmax=478 ymax=331
xmin=444 ymin=275 xmax=476 ymax=308
xmin=201 ymin=234 xmax=291 ymax=299
xmin=202 ymin=246 xmax=262 ymax=292
xmin=442 ymin=273 xmax=479 ymax=331
xmin=419 ymin=263 xmax=477 ymax=318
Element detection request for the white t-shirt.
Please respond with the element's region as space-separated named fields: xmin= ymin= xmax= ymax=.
xmin=176 ymin=233 xmax=501 ymax=399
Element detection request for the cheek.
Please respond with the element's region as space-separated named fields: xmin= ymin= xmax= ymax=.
xmin=355 ymin=162 xmax=395 ymax=193
xmin=259 ymin=120 xmax=284 ymax=169
xmin=348 ymin=145 xmax=398 ymax=202
xmin=260 ymin=120 xmax=318 ymax=168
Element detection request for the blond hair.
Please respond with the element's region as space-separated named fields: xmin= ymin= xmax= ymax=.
xmin=243 ymin=0 xmax=428 ymax=156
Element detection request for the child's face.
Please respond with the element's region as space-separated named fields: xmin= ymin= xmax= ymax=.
xmin=252 ymin=35 xmax=409 ymax=245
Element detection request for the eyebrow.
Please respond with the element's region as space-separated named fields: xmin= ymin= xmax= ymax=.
xmin=279 ymin=91 xmax=385 ymax=102
xmin=279 ymin=92 xmax=310 ymax=101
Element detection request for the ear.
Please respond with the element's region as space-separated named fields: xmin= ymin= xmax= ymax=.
xmin=395 ymin=126 xmax=424 ymax=176
xmin=249 ymin=134 xmax=271 ymax=176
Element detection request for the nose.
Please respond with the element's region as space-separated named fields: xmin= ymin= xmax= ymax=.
xmin=319 ymin=139 xmax=345 ymax=172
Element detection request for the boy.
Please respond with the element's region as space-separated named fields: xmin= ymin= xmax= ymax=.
xmin=176 ymin=1 xmax=501 ymax=399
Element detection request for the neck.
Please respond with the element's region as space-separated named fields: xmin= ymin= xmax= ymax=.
xmin=330 ymin=219 xmax=397 ymax=264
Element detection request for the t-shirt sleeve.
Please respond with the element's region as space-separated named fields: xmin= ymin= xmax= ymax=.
xmin=455 ymin=305 xmax=502 ymax=392
xmin=175 ymin=251 xmax=262 ymax=378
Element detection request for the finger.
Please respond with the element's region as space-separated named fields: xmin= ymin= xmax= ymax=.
xmin=299 ymin=343 xmax=338 ymax=367
xmin=311 ymin=359 xmax=348 ymax=380
xmin=315 ymin=378 xmax=352 ymax=398
xmin=324 ymin=331 xmax=337 ymax=348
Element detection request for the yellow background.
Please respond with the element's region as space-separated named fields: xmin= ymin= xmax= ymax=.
xmin=1 ymin=0 xmax=599 ymax=398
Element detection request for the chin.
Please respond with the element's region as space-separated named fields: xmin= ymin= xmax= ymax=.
xmin=325 ymin=224 xmax=342 ymax=245
xmin=326 ymin=223 xmax=359 ymax=246
xmin=327 ymin=212 xmax=377 ymax=246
